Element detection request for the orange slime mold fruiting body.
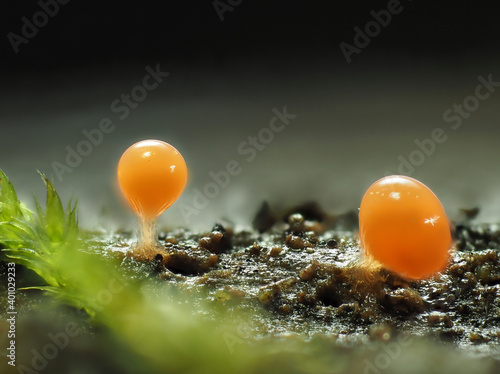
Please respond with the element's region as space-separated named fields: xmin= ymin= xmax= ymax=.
xmin=358 ymin=175 xmax=452 ymax=280
xmin=118 ymin=139 xmax=187 ymax=219
xmin=117 ymin=139 xmax=187 ymax=255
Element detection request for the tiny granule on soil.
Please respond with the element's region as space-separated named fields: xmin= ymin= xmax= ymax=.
xmin=115 ymin=202 xmax=500 ymax=353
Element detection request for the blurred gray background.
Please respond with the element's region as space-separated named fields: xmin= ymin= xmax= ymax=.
xmin=1 ymin=1 xmax=499 ymax=230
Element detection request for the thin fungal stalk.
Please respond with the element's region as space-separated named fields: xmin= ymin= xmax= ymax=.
xmin=136 ymin=214 xmax=160 ymax=259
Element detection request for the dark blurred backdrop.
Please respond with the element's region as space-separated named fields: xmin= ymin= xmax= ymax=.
xmin=2 ymin=1 xmax=499 ymax=69
xmin=1 ymin=1 xmax=499 ymax=229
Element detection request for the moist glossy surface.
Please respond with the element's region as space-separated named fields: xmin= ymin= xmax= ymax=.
xmin=117 ymin=140 xmax=187 ymax=219
xmin=359 ymin=176 xmax=452 ymax=279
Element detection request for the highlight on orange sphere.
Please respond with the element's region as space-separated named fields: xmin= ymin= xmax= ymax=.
xmin=117 ymin=139 xmax=187 ymax=257
xmin=358 ymin=175 xmax=452 ymax=280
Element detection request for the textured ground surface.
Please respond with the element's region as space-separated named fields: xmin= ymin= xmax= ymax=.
xmin=106 ymin=202 xmax=500 ymax=356
xmin=2 ymin=202 xmax=500 ymax=374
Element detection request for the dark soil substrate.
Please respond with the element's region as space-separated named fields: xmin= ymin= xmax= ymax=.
xmin=113 ymin=202 xmax=500 ymax=353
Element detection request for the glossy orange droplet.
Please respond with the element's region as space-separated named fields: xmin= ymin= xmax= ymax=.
xmin=359 ymin=175 xmax=452 ymax=280
xmin=117 ymin=139 xmax=187 ymax=219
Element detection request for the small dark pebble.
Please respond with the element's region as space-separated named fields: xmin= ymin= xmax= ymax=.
xmin=283 ymin=201 xmax=327 ymax=222
xmin=326 ymin=239 xmax=338 ymax=249
xmin=459 ymin=207 xmax=480 ymax=220
xmin=249 ymin=243 xmax=261 ymax=256
xmin=470 ymin=333 xmax=489 ymax=344
xmin=162 ymin=247 xmax=218 ymax=275
xmin=337 ymin=302 xmax=362 ymax=318
xmin=285 ymin=234 xmax=312 ymax=250
xmin=297 ymin=292 xmax=317 ymax=305
xmin=150 ymin=253 xmax=165 ymax=273
xmin=252 ymin=201 xmax=277 ymax=233
xmin=380 ymin=288 xmax=424 ymax=314
xmin=269 ymin=246 xmax=282 ymax=257
xmin=279 ymin=304 xmax=292 ymax=314
xmin=259 ymin=285 xmax=281 ymax=305
xmin=288 ymin=213 xmax=305 ymax=234
xmin=212 ymin=223 xmax=227 ymax=233
xmin=299 ymin=260 xmax=319 ymax=281
xmin=164 ymin=237 xmax=178 ymax=245
xmin=198 ymin=223 xmax=232 ymax=254
xmin=428 ymin=313 xmax=453 ymax=328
